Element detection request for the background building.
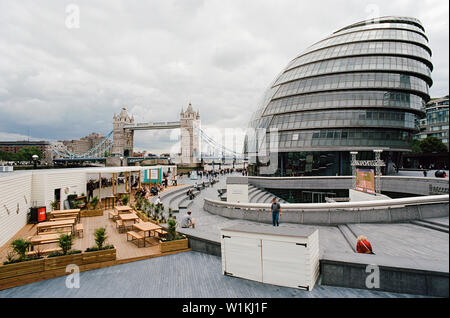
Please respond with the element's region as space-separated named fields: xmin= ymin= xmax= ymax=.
xmin=62 ymin=132 xmax=112 ymax=155
xmin=416 ymin=95 xmax=449 ymax=146
xmin=0 ymin=140 xmax=50 ymax=155
xmin=245 ymin=16 xmax=433 ymax=177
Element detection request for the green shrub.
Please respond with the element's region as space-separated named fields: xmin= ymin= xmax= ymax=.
xmin=58 ymin=234 xmax=73 ymax=255
xmin=47 ymin=251 xmax=64 ymax=258
xmin=11 ymin=238 xmax=31 ymax=260
xmin=94 ymin=227 xmax=107 ymax=250
xmin=121 ymin=194 xmax=130 ymax=206
xmin=89 ymin=196 xmax=100 ymax=210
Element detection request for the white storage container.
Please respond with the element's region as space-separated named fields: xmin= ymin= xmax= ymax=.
xmin=221 ymin=224 xmax=320 ymax=291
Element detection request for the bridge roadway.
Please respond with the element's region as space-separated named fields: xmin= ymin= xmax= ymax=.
xmin=124 ymin=121 xmax=181 ymax=130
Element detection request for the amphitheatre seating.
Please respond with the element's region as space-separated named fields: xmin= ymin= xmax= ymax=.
xmin=127 ymin=231 xmax=145 ymax=248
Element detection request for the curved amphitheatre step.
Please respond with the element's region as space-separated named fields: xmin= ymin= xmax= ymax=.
xmin=247 ymin=187 xmax=260 ymax=197
xmin=249 ymin=189 xmax=265 ymax=202
xmin=254 ymin=190 xmax=270 ymax=203
xmin=178 ymin=197 xmax=194 ymax=211
xmin=168 ymin=192 xmax=190 ymax=213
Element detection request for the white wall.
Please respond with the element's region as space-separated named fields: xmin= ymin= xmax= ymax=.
xmin=32 ymin=171 xmax=87 ymax=211
xmin=0 ymin=172 xmax=32 ymax=246
xmin=349 ymin=189 xmax=391 ymax=202
xmin=227 ymin=184 xmax=249 ymax=203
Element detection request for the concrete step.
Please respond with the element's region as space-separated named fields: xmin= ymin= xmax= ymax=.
xmin=254 ymin=190 xmax=269 ymax=203
xmin=249 ymin=189 xmax=265 ymax=202
xmin=419 ymin=219 xmax=449 ymax=228
xmin=337 ymin=225 xmax=357 ymax=252
xmin=410 ymin=220 xmax=449 ymax=233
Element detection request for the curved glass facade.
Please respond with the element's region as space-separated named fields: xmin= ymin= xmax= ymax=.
xmin=245 ymin=16 xmax=433 ymax=177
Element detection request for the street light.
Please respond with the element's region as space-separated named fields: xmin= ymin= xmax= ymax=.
xmin=32 ymin=154 xmax=39 ymax=169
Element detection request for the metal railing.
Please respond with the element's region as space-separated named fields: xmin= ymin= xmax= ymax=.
xmin=204 ymin=194 xmax=449 ymax=211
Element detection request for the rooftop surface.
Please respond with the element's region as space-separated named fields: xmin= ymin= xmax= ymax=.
xmin=0 ymin=251 xmax=427 ymax=298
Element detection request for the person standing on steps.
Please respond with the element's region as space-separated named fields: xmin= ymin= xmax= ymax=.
xmin=270 ymin=197 xmax=282 ymax=227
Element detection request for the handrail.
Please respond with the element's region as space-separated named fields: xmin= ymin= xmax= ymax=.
xmin=204 ymin=194 xmax=449 ymax=210
xmin=248 ymin=175 xmax=449 ymax=181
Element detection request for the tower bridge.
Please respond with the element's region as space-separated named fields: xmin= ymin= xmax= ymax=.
xmin=50 ymin=102 xmax=244 ymax=165
xmin=112 ymin=102 xmax=200 ymax=164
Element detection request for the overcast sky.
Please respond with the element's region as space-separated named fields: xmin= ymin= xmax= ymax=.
xmin=0 ymin=0 xmax=448 ymax=154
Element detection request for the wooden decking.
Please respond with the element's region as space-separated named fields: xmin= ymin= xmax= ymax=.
xmin=0 ymin=207 xmax=187 ymax=264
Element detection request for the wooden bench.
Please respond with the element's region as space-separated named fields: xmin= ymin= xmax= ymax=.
xmin=126 ymin=231 xmax=145 ymax=248
xmin=109 ymin=210 xmax=119 ymax=221
xmin=75 ymin=223 xmax=84 ymax=238
xmin=38 ymin=229 xmax=72 ymax=236
xmin=155 ymin=229 xmax=168 ymax=238
xmin=26 ymin=247 xmax=63 ymax=257
xmin=116 ymin=220 xmax=125 ymax=233
xmin=50 ymin=216 xmax=78 ymax=223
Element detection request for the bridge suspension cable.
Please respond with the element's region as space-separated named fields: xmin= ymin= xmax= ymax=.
xmin=51 ymin=131 xmax=113 ymax=159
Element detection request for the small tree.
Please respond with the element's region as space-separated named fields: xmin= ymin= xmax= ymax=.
xmin=121 ymin=194 xmax=130 ymax=206
xmin=89 ymin=196 xmax=100 ymax=210
xmin=94 ymin=227 xmax=107 ymax=250
xmin=11 ymin=239 xmax=30 ymax=260
xmin=167 ymin=219 xmax=178 ymax=241
xmin=50 ymin=200 xmax=60 ymax=211
xmin=58 ymin=234 xmax=73 ymax=255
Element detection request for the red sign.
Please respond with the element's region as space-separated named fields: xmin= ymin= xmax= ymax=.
xmin=37 ymin=207 xmax=46 ymax=222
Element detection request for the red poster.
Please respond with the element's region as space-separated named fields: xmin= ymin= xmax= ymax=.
xmin=37 ymin=207 xmax=46 ymax=222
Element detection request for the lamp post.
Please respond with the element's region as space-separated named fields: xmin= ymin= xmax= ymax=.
xmin=32 ymin=154 xmax=39 ymax=169
xmin=373 ymin=149 xmax=383 ymax=194
xmin=350 ymin=152 xmax=358 ymax=189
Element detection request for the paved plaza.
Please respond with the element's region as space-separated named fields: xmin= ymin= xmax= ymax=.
xmin=0 ymin=251 xmax=426 ymax=298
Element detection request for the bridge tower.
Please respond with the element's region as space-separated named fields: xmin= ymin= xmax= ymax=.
xmin=112 ymin=107 xmax=134 ymax=157
xmin=180 ymin=102 xmax=201 ymax=164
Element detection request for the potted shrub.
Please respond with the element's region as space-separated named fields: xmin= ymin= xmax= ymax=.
xmin=81 ymin=196 xmax=103 ymax=217
xmin=11 ymin=238 xmax=31 ymax=261
xmin=84 ymin=227 xmax=116 ymax=263
xmin=159 ymin=219 xmax=188 ymax=253
xmin=120 ymin=194 xmax=130 ymax=206
xmin=50 ymin=200 xmax=60 ymax=211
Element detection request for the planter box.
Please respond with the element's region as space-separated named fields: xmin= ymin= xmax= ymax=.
xmin=44 ymin=253 xmax=83 ymax=271
xmin=82 ymin=249 xmax=116 ymax=265
xmin=0 ymin=258 xmax=45 ymax=280
xmin=159 ymin=238 xmax=189 ymax=253
xmin=80 ymin=209 xmax=104 ymax=217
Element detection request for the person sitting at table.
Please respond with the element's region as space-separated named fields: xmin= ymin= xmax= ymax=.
xmin=181 ymin=211 xmax=195 ymax=228
xmin=150 ymin=185 xmax=158 ymax=196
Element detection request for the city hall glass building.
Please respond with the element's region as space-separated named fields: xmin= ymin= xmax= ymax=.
xmin=245 ymin=16 xmax=433 ymax=177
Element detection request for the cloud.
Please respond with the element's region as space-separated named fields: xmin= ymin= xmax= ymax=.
xmin=0 ymin=0 xmax=448 ymax=154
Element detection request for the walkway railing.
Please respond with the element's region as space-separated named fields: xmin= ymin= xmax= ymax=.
xmin=204 ymin=194 xmax=449 ymax=211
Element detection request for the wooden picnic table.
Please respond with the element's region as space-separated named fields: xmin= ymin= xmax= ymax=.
xmin=50 ymin=209 xmax=80 ymax=221
xmin=114 ymin=205 xmax=133 ymax=214
xmin=29 ymin=233 xmax=61 ymax=249
xmin=132 ymin=222 xmax=162 ymax=247
xmin=36 ymin=219 xmax=76 ymax=234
